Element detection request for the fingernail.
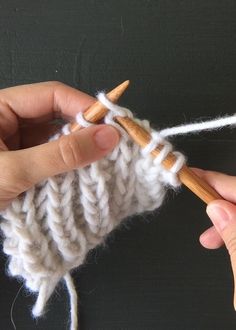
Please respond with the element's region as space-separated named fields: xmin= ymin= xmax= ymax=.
xmin=94 ymin=126 xmax=119 ymax=150
xmin=206 ymin=204 xmax=230 ymax=231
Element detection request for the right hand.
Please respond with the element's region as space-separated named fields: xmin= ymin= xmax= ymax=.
xmin=194 ymin=168 xmax=236 ymax=309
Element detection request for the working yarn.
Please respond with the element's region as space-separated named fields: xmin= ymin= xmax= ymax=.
xmin=1 ymin=93 xmax=236 ymax=330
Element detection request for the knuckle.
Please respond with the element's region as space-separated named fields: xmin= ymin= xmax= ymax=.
xmin=46 ymin=80 xmax=64 ymax=88
xmin=58 ymin=135 xmax=83 ymax=169
xmin=226 ymin=233 xmax=236 ymax=259
xmin=0 ymin=154 xmax=29 ymax=195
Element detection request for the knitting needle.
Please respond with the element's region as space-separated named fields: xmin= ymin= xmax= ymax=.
xmin=115 ymin=116 xmax=221 ymax=204
xmin=70 ymin=81 xmax=221 ymax=204
xmin=70 ymin=80 xmax=130 ymax=132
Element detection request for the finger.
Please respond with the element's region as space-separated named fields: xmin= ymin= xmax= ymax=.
xmin=192 ymin=168 xmax=236 ymax=204
xmin=4 ymin=122 xmax=62 ymax=150
xmin=193 ymin=167 xmax=233 ymax=249
xmin=0 ymin=138 xmax=8 ymax=151
xmin=19 ymin=122 xmax=63 ymax=148
xmin=0 ymin=125 xmax=119 ymax=194
xmin=207 ymin=200 xmax=236 ymax=310
xmin=199 ymin=226 xmax=224 ymax=249
xmin=0 ymin=81 xmax=95 ymax=139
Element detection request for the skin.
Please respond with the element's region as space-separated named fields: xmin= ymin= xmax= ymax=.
xmin=0 ymin=81 xmax=120 ymax=209
xmin=0 ymin=81 xmax=235 ymax=308
xmin=193 ymin=168 xmax=236 ymax=309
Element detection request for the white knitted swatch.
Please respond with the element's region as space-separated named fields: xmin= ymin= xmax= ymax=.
xmin=1 ymin=93 xmax=236 ymax=329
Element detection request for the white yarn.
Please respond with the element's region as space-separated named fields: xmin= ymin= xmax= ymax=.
xmin=160 ymin=114 xmax=236 ymax=137
xmin=95 ymin=93 xmax=186 ymax=187
xmin=64 ymin=273 xmax=78 ymax=330
xmin=75 ymin=112 xmax=93 ymax=128
xmin=1 ymin=92 xmax=235 ymax=329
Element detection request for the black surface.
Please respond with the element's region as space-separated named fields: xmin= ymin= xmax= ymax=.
xmin=0 ymin=1 xmax=236 ymax=329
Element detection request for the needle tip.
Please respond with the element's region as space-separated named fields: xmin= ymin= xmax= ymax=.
xmin=70 ymin=80 xmax=130 ymax=133
xmin=107 ymin=80 xmax=130 ymax=102
xmin=122 ymin=80 xmax=130 ymax=87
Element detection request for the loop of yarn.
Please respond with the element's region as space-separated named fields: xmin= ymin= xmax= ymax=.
xmin=62 ymin=123 xmax=71 ymax=136
xmin=97 ymin=92 xmax=134 ymax=139
xmin=142 ymin=131 xmax=165 ymax=155
xmin=76 ymin=111 xmax=93 ymax=128
xmin=96 ymin=93 xmax=186 ymax=187
xmin=97 ymin=92 xmax=134 ymax=119
xmin=5 ymin=92 xmax=236 ymax=329
xmin=0 ymin=94 xmax=185 ymax=329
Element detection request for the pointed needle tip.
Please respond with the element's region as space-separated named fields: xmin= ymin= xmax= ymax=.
xmin=107 ymin=80 xmax=130 ymax=101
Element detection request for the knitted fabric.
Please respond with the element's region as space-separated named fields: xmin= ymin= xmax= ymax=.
xmin=0 ymin=93 xmax=186 ymax=328
xmin=2 ymin=93 xmax=235 ymax=329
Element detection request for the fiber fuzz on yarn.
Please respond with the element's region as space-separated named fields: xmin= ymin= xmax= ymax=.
xmin=0 ymin=93 xmax=187 ymax=329
xmin=2 ymin=92 xmax=236 ymax=329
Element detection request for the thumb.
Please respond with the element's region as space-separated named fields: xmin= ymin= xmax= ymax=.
xmin=4 ymin=124 xmax=119 ymax=191
xmin=207 ymin=200 xmax=236 ymax=310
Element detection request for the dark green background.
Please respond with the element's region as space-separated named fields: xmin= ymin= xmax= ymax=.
xmin=0 ymin=1 xmax=236 ymax=329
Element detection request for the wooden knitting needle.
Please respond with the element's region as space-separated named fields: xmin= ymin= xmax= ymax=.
xmin=70 ymin=81 xmax=221 ymax=204
xmin=70 ymin=80 xmax=130 ymax=132
xmin=115 ymin=116 xmax=222 ymax=204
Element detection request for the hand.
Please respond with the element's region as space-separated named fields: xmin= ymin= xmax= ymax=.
xmin=0 ymin=81 xmax=119 ymax=209
xmin=194 ymin=168 xmax=236 ymax=309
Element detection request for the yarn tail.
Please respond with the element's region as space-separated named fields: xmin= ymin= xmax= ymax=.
xmin=64 ymin=273 xmax=78 ymax=330
xmin=32 ymin=279 xmax=58 ymax=317
xmin=160 ymin=114 xmax=236 ymax=137
xmin=32 ymin=273 xmax=78 ymax=330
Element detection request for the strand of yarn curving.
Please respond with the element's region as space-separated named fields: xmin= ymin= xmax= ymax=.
xmin=1 ymin=93 xmax=236 ymax=330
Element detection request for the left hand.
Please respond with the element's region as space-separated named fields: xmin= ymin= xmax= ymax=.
xmin=0 ymin=81 xmax=120 ymax=209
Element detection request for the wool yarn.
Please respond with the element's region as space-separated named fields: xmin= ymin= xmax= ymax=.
xmin=1 ymin=93 xmax=236 ymax=330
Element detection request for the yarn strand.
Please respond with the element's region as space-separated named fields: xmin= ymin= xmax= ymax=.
xmin=160 ymin=114 xmax=236 ymax=137
xmin=64 ymin=273 xmax=78 ymax=330
xmin=2 ymin=92 xmax=236 ymax=330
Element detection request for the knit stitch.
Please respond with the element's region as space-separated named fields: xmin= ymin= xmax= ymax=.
xmin=0 ymin=93 xmax=186 ymax=329
xmin=2 ymin=93 xmax=235 ymax=329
